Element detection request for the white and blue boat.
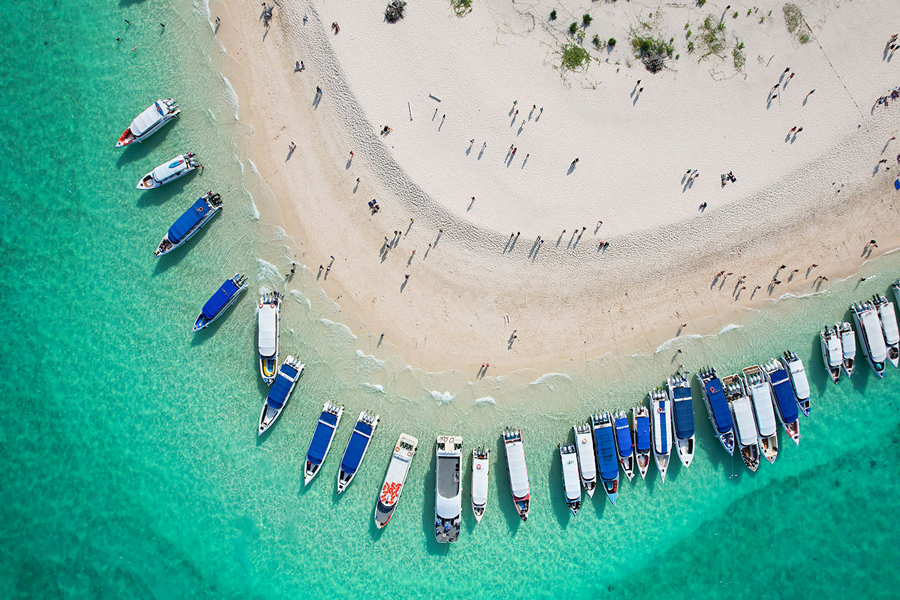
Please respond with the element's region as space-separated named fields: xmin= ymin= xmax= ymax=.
xmin=649 ymin=389 xmax=672 ymax=482
xmin=873 ymin=294 xmax=900 ymax=367
xmin=612 ymin=411 xmax=635 ymax=481
xmin=762 ymin=360 xmax=801 ymax=445
xmin=559 ymin=443 xmax=581 ymax=516
xmin=573 ymin=423 xmax=596 ymax=497
xmin=116 ymin=98 xmax=179 ymax=147
xmin=502 ymin=428 xmax=531 ymax=521
xmin=742 ymin=365 xmax=779 ymax=464
xmin=780 ymin=351 xmax=811 ymax=416
xmin=155 ymin=192 xmax=222 ymax=256
xmin=667 ymin=372 xmax=695 ymax=468
xmin=192 ymin=273 xmax=248 ymax=332
xmin=697 ymin=367 xmax=736 ymax=455
xmin=257 ymin=355 xmax=304 ymax=436
xmin=471 ymin=446 xmax=490 ymax=522
xmin=137 ymin=152 xmax=199 ymax=190
xmin=257 ymin=292 xmax=281 ymax=385
xmin=304 ymin=402 xmax=344 ymax=485
xmin=631 ymin=405 xmax=651 ymax=480
xmin=851 ymin=301 xmax=888 ymax=379
xmin=591 ymin=412 xmax=619 ymax=505
xmin=723 ymin=373 xmax=760 ymax=472
xmin=337 ymin=411 xmax=380 ymax=493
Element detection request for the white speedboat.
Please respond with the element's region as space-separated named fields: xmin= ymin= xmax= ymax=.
xmin=591 ymin=413 xmax=619 ymax=504
xmin=303 ymin=402 xmax=343 ymax=485
xmin=873 ymin=294 xmax=900 ymax=367
xmin=337 ymin=411 xmax=380 ymax=493
xmin=471 ymin=446 xmax=490 ymax=523
xmin=155 ymin=192 xmax=222 ymax=256
xmin=762 ymin=360 xmax=801 ymax=445
xmin=503 ymin=428 xmax=531 ymax=521
xmin=820 ymin=326 xmax=843 ymax=384
xmin=697 ymin=367 xmax=736 ymax=454
xmin=837 ymin=321 xmax=856 ymax=378
xmin=631 ymin=405 xmax=652 ymax=480
xmin=435 ymin=435 xmax=463 ymax=543
xmin=780 ymin=351 xmax=811 ymax=417
xmin=649 ymin=389 xmax=672 ymax=483
xmin=257 ymin=355 xmax=304 ymax=436
xmin=258 ymin=292 xmax=281 ymax=385
xmin=573 ymin=422 xmax=597 ymax=497
xmin=667 ymin=372 xmax=696 ymax=468
xmin=374 ymin=433 xmax=418 ymax=529
xmin=851 ymin=301 xmax=888 ymax=379
xmin=116 ymin=98 xmax=179 ymax=147
xmin=742 ymin=365 xmax=779 ymax=464
xmin=612 ymin=410 xmax=635 ymax=481
xmin=559 ymin=443 xmax=582 ymax=517
xmin=723 ymin=373 xmax=759 ymax=472
xmin=136 ymin=153 xmax=199 ymax=189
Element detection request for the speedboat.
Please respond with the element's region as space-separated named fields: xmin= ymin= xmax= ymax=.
xmin=591 ymin=413 xmax=619 ymax=504
xmin=116 ymin=98 xmax=179 ymax=147
xmin=257 ymin=292 xmax=281 ymax=385
xmin=837 ymin=321 xmax=856 ymax=378
xmin=154 ymin=192 xmax=222 ymax=256
xmin=820 ymin=326 xmax=843 ymax=384
xmin=559 ymin=443 xmax=581 ymax=517
xmin=632 ymin=405 xmax=651 ymax=479
xmin=337 ymin=411 xmax=380 ymax=493
xmin=435 ymin=435 xmax=463 ymax=543
xmin=873 ymin=294 xmax=900 ymax=367
xmin=697 ymin=367 xmax=736 ymax=455
xmin=723 ymin=374 xmax=759 ymax=472
xmin=649 ymin=389 xmax=673 ymax=482
xmin=762 ymin=360 xmax=801 ymax=445
xmin=780 ymin=351 xmax=811 ymax=416
xmin=573 ymin=423 xmax=597 ymax=497
xmin=612 ymin=410 xmax=635 ymax=481
xmin=471 ymin=446 xmax=490 ymax=523
xmin=503 ymin=428 xmax=531 ymax=521
xmin=303 ymin=401 xmax=343 ymax=485
xmin=257 ymin=355 xmax=304 ymax=436
xmin=136 ymin=153 xmax=199 ymax=189
xmin=851 ymin=301 xmax=887 ymax=379
xmin=192 ymin=273 xmax=247 ymax=332
xmin=742 ymin=365 xmax=779 ymax=464
xmin=667 ymin=372 xmax=696 ymax=468
xmin=374 ymin=433 xmax=418 ymax=529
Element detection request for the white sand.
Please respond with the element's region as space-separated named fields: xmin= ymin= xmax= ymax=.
xmin=211 ymin=0 xmax=900 ymax=373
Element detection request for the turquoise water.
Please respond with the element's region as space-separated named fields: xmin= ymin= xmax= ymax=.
xmin=2 ymin=1 xmax=899 ymax=598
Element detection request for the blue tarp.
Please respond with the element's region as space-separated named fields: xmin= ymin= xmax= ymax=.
xmin=168 ymin=197 xmax=209 ymax=244
xmin=770 ymin=371 xmax=799 ymax=422
xmin=636 ymin=416 xmax=651 ymax=451
xmin=614 ymin=418 xmax=633 ymax=458
xmin=703 ymin=378 xmax=734 ymax=433
xmin=306 ymin=411 xmax=339 ymax=465
xmin=202 ymin=279 xmax=240 ymax=320
xmin=595 ymin=426 xmax=619 ymax=481
xmin=656 ymin=403 xmax=669 ymax=453
xmin=265 ymin=364 xmax=298 ymax=410
xmin=340 ymin=421 xmax=374 ymax=475
xmin=672 ymin=387 xmax=695 ymax=439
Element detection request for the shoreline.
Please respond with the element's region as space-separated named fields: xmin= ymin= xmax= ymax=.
xmin=208 ymin=0 xmax=900 ymax=378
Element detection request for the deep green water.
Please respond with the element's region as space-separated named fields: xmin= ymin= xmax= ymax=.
xmin=1 ymin=1 xmax=899 ymax=598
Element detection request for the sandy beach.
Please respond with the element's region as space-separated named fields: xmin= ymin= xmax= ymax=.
xmin=208 ymin=0 xmax=900 ymax=374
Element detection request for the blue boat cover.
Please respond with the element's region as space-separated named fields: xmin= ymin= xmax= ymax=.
xmin=614 ymin=418 xmax=633 ymax=458
xmin=770 ymin=371 xmax=799 ymax=422
xmin=202 ymin=279 xmax=240 ymax=320
xmin=168 ymin=197 xmax=209 ymax=244
xmin=595 ymin=426 xmax=619 ymax=481
xmin=306 ymin=411 xmax=339 ymax=465
xmin=703 ymin=378 xmax=734 ymax=433
xmin=340 ymin=422 xmax=374 ymax=475
xmin=265 ymin=364 xmax=298 ymax=410
xmin=656 ymin=403 xmax=669 ymax=453
xmin=672 ymin=387 xmax=695 ymax=439
xmin=636 ymin=417 xmax=651 ymax=451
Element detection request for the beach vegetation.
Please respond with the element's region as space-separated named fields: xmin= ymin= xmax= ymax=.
xmin=630 ymin=33 xmax=673 ymax=72
xmin=747 ymin=9 xmax=752 ymax=16
xmin=569 ymin=22 xmax=578 ymax=35
xmin=592 ymin=34 xmax=601 ymax=48
xmin=560 ymin=43 xmax=591 ymax=72
xmin=733 ymin=11 xmax=739 ymax=18
xmin=699 ymin=14 xmax=727 ymax=57
xmin=385 ymin=0 xmax=406 ymax=23
xmin=608 ymin=37 xmax=617 ymax=48
xmin=783 ymin=4 xmax=802 ymax=33
xmin=687 ymin=40 xmax=695 ymax=52
xmin=451 ymin=0 xmax=472 ymax=17
xmin=550 ymin=9 xmax=557 ymax=21
xmin=676 ymin=53 xmax=680 ymax=60
xmin=799 ymin=31 xmax=810 ymax=44
xmin=733 ymin=41 xmax=746 ymax=71
xmin=583 ymin=14 xmax=592 ymax=27
xmin=696 ymin=0 xmax=706 ymax=6
xmin=686 ymin=29 xmax=692 ymax=38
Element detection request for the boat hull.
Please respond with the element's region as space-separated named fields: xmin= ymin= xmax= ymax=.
xmin=698 ymin=369 xmax=736 ymax=456
xmin=155 ymin=203 xmax=221 ymax=257
xmin=116 ymin=99 xmax=179 ymax=148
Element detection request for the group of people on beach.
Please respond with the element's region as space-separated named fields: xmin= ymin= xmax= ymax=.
xmin=874 ymin=86 xmax=900 ymax=108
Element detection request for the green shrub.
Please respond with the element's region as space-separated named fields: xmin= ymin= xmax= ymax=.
xmin=687 ymin=29 xmax=692 ymax=38
xmin=799 ymin=32 xmax=810 ymax=44
xmin=697 ymin=0 xmax=706 ymax=6
xmin=560 ymin=43 xmax=591 ymax=71
xmin=783 ymin=3 xmax=802 ymax=33
xmin=450 ymin=0 xmax=472 ymax=17
xmin=583 ymin=14 xmax=592 ymax=26
xmin=631 ymin=34 xmax=673 ymax=72
xmin=699 ymin=13 xmax=727 ymax=56
xmin=687 ymin=40 xmax=695 ymax=52
xmin=550 ymin=9 xmax=557 ymax=21
xmin=608 ymin=37 xmax=617 ymax=47
xmin=733 ymin=11 xmax=738 ymax=18
xmin=592 ymin=34 xmax=601 ymax=48
xmin=569 ymin=22 xmax=578 ymax=35
xmin=733 ymin=44 xmax=746 ymax=70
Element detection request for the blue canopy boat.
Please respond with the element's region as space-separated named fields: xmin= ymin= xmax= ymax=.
xmin=304 ymin=402 xmax=344 ymax=485
xmin=613 ymin=411 xmax=635 ymax=481
xmin=192 ymin=273 xmax=247 ymax=332
xmin=257 ymin=356 xmax=304 ymax=436
xmin=337 ymin=411 xmax=380 ymax=493
xmin=762 ymin=360 xmax=801 ymax=445
xmin=697 ymin=367 xmax=735 ymax=455
xmin=591 ymin=412 xmax=619 ymax=505
xmin=155 ymin=192 xmax=222 ymax=257
xmin=667 ymin=373 xmax=696 ymax=468
xmin=632 ymin=405 xmax=651 ymax=480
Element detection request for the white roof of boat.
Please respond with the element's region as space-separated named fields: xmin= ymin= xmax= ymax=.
xmin=505 ymin=441 xmax=530 ymax=497
xmin=786 ymin=358 xmax=811 ymax=400
xmin=561 ymin=451 xmax=581 ymax=501
xmin=840 ymin=328 xmax=856 ymax=358
xmin=878 ymin=303 xmax=900 ymax=344
xmin=574 ymin=431 xmax=596 ymax=479
xmin=732 ymin=397 xmax=759 ymax=446
xmin=653 ymin=400 xmax=672 ymax=449
xmin=471 ymin=457 xmax=489 ymax=504
xmin=131 ymin=102 xmax=164 ymax=136
xmin=152 ymin=155 xmax=189 ymax=181
xmin=435 ymin=494 xmax=459 ymax=519
xmin=749 ymin=383 xmax=777 ymax=437
xmin=383 ymin=454 xmax=412 ymax=489
xmin=825 ymin=334 xmax=843 ymax=366
xmin=861 ymin=310 xmax=888 ymax=362
xmin=258 ymin=304 xmax=278 ymax=356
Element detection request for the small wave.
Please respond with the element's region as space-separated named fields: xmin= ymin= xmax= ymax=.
xmin=320 ymin=318 xmax=358 ymax=342
xmin=290 ymin=290 xmax=311 ymax=310
xmin=654 ymin=334 xmax=703 ymax=355
xmin=221 ymin=75 xmax=239 ymax=121
xmin=361 ymin=382 xmax=385 ymax=394
xmin=247 ymin=158 xmax=260 ymax=176
xmin=717 ymin=324 xmax=742 ymax=335
xmin=356 ymin=349 xmax=386 ymax=373
xmin=528 ymin=373 xmax=572 ymax=389
xmin=273 ymin=226 xmax=288 ymax=241
xmin=256 ymin=259 xmax=284 ymax=284
xmin=474 ymin=396 xmax=496 ymax=406
xmin=430 ymin=390 xmax=456 ymax=406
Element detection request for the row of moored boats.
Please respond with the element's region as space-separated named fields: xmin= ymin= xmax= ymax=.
xmin=820 ymin=290 xmax=900 ymax=382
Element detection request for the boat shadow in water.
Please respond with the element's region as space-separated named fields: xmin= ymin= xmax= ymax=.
xmin=136 ymin=173 xmax=200 ymax=207
xmin=419 ymin=446 xmax=450 ymax=555
xmin=494 ymin=436 xmax=524 ymax=534
xmin=153 ymin=225 xmax=215 ymax=275
xmin=546 ymin=446 xmax=571 ymax=527
xmin=115 ymin=126 xmax=175 ymax=168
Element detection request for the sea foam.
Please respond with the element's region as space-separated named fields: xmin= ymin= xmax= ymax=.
xmin=361 ymin=382 xmax=385 ymax=394
xmin=320 ymin=318 xmax=358 ymax=342
xmin=221 ymin=75 xmax=239 ymax=121
xmin=430 ymin=390 xmax=456 ymax=406
xmin=529 ymin=373 xmax=572 ymax=389
xmin=474 ymin=396 xmax=496 ymax=406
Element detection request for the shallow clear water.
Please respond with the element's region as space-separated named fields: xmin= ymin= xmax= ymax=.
xmin=1 ymin=1 xmax=899 ymax=598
